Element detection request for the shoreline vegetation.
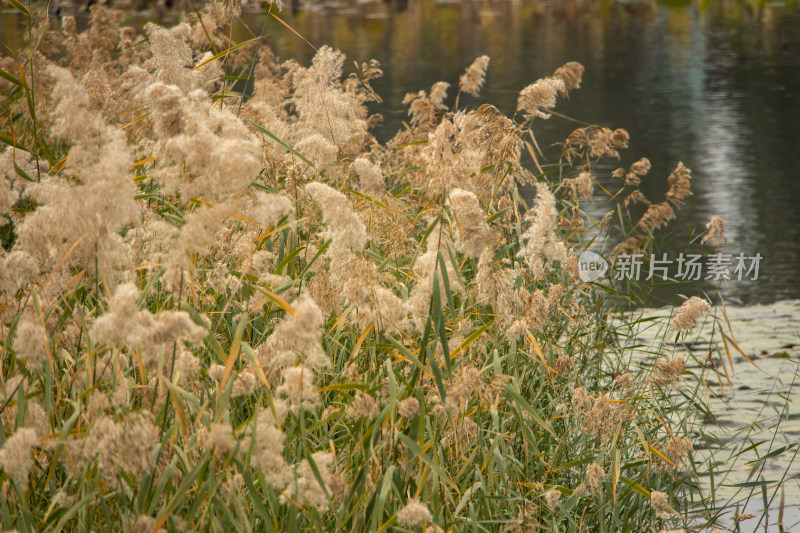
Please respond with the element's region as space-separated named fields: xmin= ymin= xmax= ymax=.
xmin=0 ymin=2 xmax=794 ymax=531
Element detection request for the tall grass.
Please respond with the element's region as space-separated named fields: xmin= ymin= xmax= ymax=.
xmin=0 ymin=3 xmax=779 ymax=532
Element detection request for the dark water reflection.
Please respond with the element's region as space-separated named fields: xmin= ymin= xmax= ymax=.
xmin=3 ymin=0 xmax=800 ymax=305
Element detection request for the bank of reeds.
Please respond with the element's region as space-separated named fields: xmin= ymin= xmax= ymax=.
xmin=0 ymin=4 xmax=757 ymax=531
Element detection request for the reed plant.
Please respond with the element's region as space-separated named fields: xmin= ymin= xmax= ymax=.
xmin=0 ymin=3 xmax=776 ymax=532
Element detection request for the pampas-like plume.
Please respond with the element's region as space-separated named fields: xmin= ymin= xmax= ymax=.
xmin=91 ymin=283 xmax=207 ymax=352
xmin=277 ymin=365 xmax=320 ymax=412
xmin=397 ymin=499 xmax=433 ymax=527
xmin=147 ymin=83 xmax=261 ymax=201
xmin=671 ymin=296 xmax=710 ymax=331
xmin=351 ymin=157 xmax=384 ymax=196
xmin=287 ymin=46 xmax=370 ymax=147
xmin=12 ymin=65 xmax=139 ymax=278
xmin=517 ymin=78 xmax=565 ymax=121
xmin=287 ymin=451 xmax=334 ymax=510
xmin=459 ymin=56 xmax=490 ymax=97
xmin=65 ymin=412 xmax=158 ymax=480
xmin=251 ymin=193 xmax=296 ymax=230
xmin=255 ymin=294 xmax=329 ymax=380
xmin=144 ymin=23 xmax=219 ymax=93
xmin=518 ymin=183 xmax=567 ymax=280
xmin=406 ymin=234 xmax=464 ymax=330
xmin=305 ymin=182 xmax=367 ymax=257
xmin=564 ymin=172 xmax=593 ymax=201
xmin=553 ymin=61 xmax=585 ymax=97
xmin=701 ymin=216 xmax=726 ymax=248
xmin=0 ymin=427 xmax=38 ymax=489
xmin=650 ymin=491 xmax=670 ymax=519
xmin=447 ymin=188 xmax=492 ymax=258
xmin=665 ymin=162 xmax=692 ymax=207
xmin=250 ymin=404 xmax=293 ymax=488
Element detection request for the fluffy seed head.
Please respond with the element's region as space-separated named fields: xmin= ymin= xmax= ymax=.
xmin=459 ymin=55 xmax=490 ymax=97
xmin=517 ymin=77 xmax=565 ymax=121
xmin=700 ymin=216 xmax=726 ymax=248
xmin=397 ymin=499 xmax=433 ymax=527
xmin=650 ymin=491 xmax=670 ymax=519
xmin=671 ymin=297 xmax=710 ymax=331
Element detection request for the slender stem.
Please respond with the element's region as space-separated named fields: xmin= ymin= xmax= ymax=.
xmin=26 ymin=0 xmax=41 ymax=179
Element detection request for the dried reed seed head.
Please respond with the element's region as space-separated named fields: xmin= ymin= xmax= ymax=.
xmin=586 ymin=462 xmax=605 ymax=493
xmin=0 ymin=427 xmax=38 ymax=489
xmin=253 ymin=192 xmax=296 ymax=230
xmin=429 ymin=81 xmax=450 ymax=107
xmin=517 ymin=182 xmax=567 ymax=280
xmin=132 ymin=515 xmax=166 ymax=533
xmin=397 ymin=498 xmax=433 ymax=527
xmin=517 ymin=77 xmax=565 ymax=121
xmin=459 ymin=55 xmax=490 ymax=97
xmin=597 ymin=210 xmax=615 ymax=233
xmin=447 ymin=188 xmax=492 ymax=258
xmin=665 ymin=162 xmax=692 ymax=207
xmin=700 ymin=215 xmax=726 ymax=248
xmin=614 ymin=372 xmax=635 ymax=390
xmin=545 ymin=489 xmax=561 ymax=509
xmin=671 ymin=296 xmax=710 ymax=331
xmin=629 ymin=157 xmax=651 ymax=177
xmin=624 ymin=190 xmax=650 ymax=208
xmin=295 ymin=133 xmax=337 ymax=171
xmin=571 ymin=386 xmax=593 ymax=414
xmin=276 ymin=365 xmax=320 ymax=411
xmin=445 ymin=364 xmax=481 ymax=411
xmin=583 ymin=393 xmax=617 ymax=440
xmin=285 ymin=450 xmax=335 ymax=510
xmin=147 ymin=83 xmax=184 ymax=137
xmin=562 ymin=125 xmax=629 ymax=163
xmin=346 ymin=391 xmax=379 ymax=419
xmin=553 ymin=61 xmax=585 ymax=96
xmin=207 ymin=423 xmax=237 ymax=456
xmin=208 ymin=364 xmax=226 ymax=381
xmin=559 ymin=205 xmax=587 ymax=234
xmin=612 ymin=128 xmax=629 ymax=148
xmin=305 ymin=182 xmax=367 ymax=256
xmin=650 ymin=491 xmax=670 ymax=519
xmin=525 ymin=289 xmax=550 ymax=331
xmin=637 ymin=202 xmax=675 ymax=232
xmin=223 ymin=0 xmax=242 ymax=16
xmin=257 ymin=293 xmax=329 ymax=375
xmin=13 ymin=318 xmax=48 ymax=369
xmin=397 ymin=397 xmax=420 ymax=418
xmin=663 ymin=435 xmax=693 ymax=467
xmin=404 ymin=90 xmax=439 ymax=127
xmin=650 ymin=357 xmax=686 ymax=388
xmin=565 ymin=171 xmax=593 ymax=201
xmin=554 ymin=354 xmax=573 ymax=376
xmin=350 ymin=157 xmax=384 ymax=197
xmin=232 ymin=372 xmax=257 ymax=397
